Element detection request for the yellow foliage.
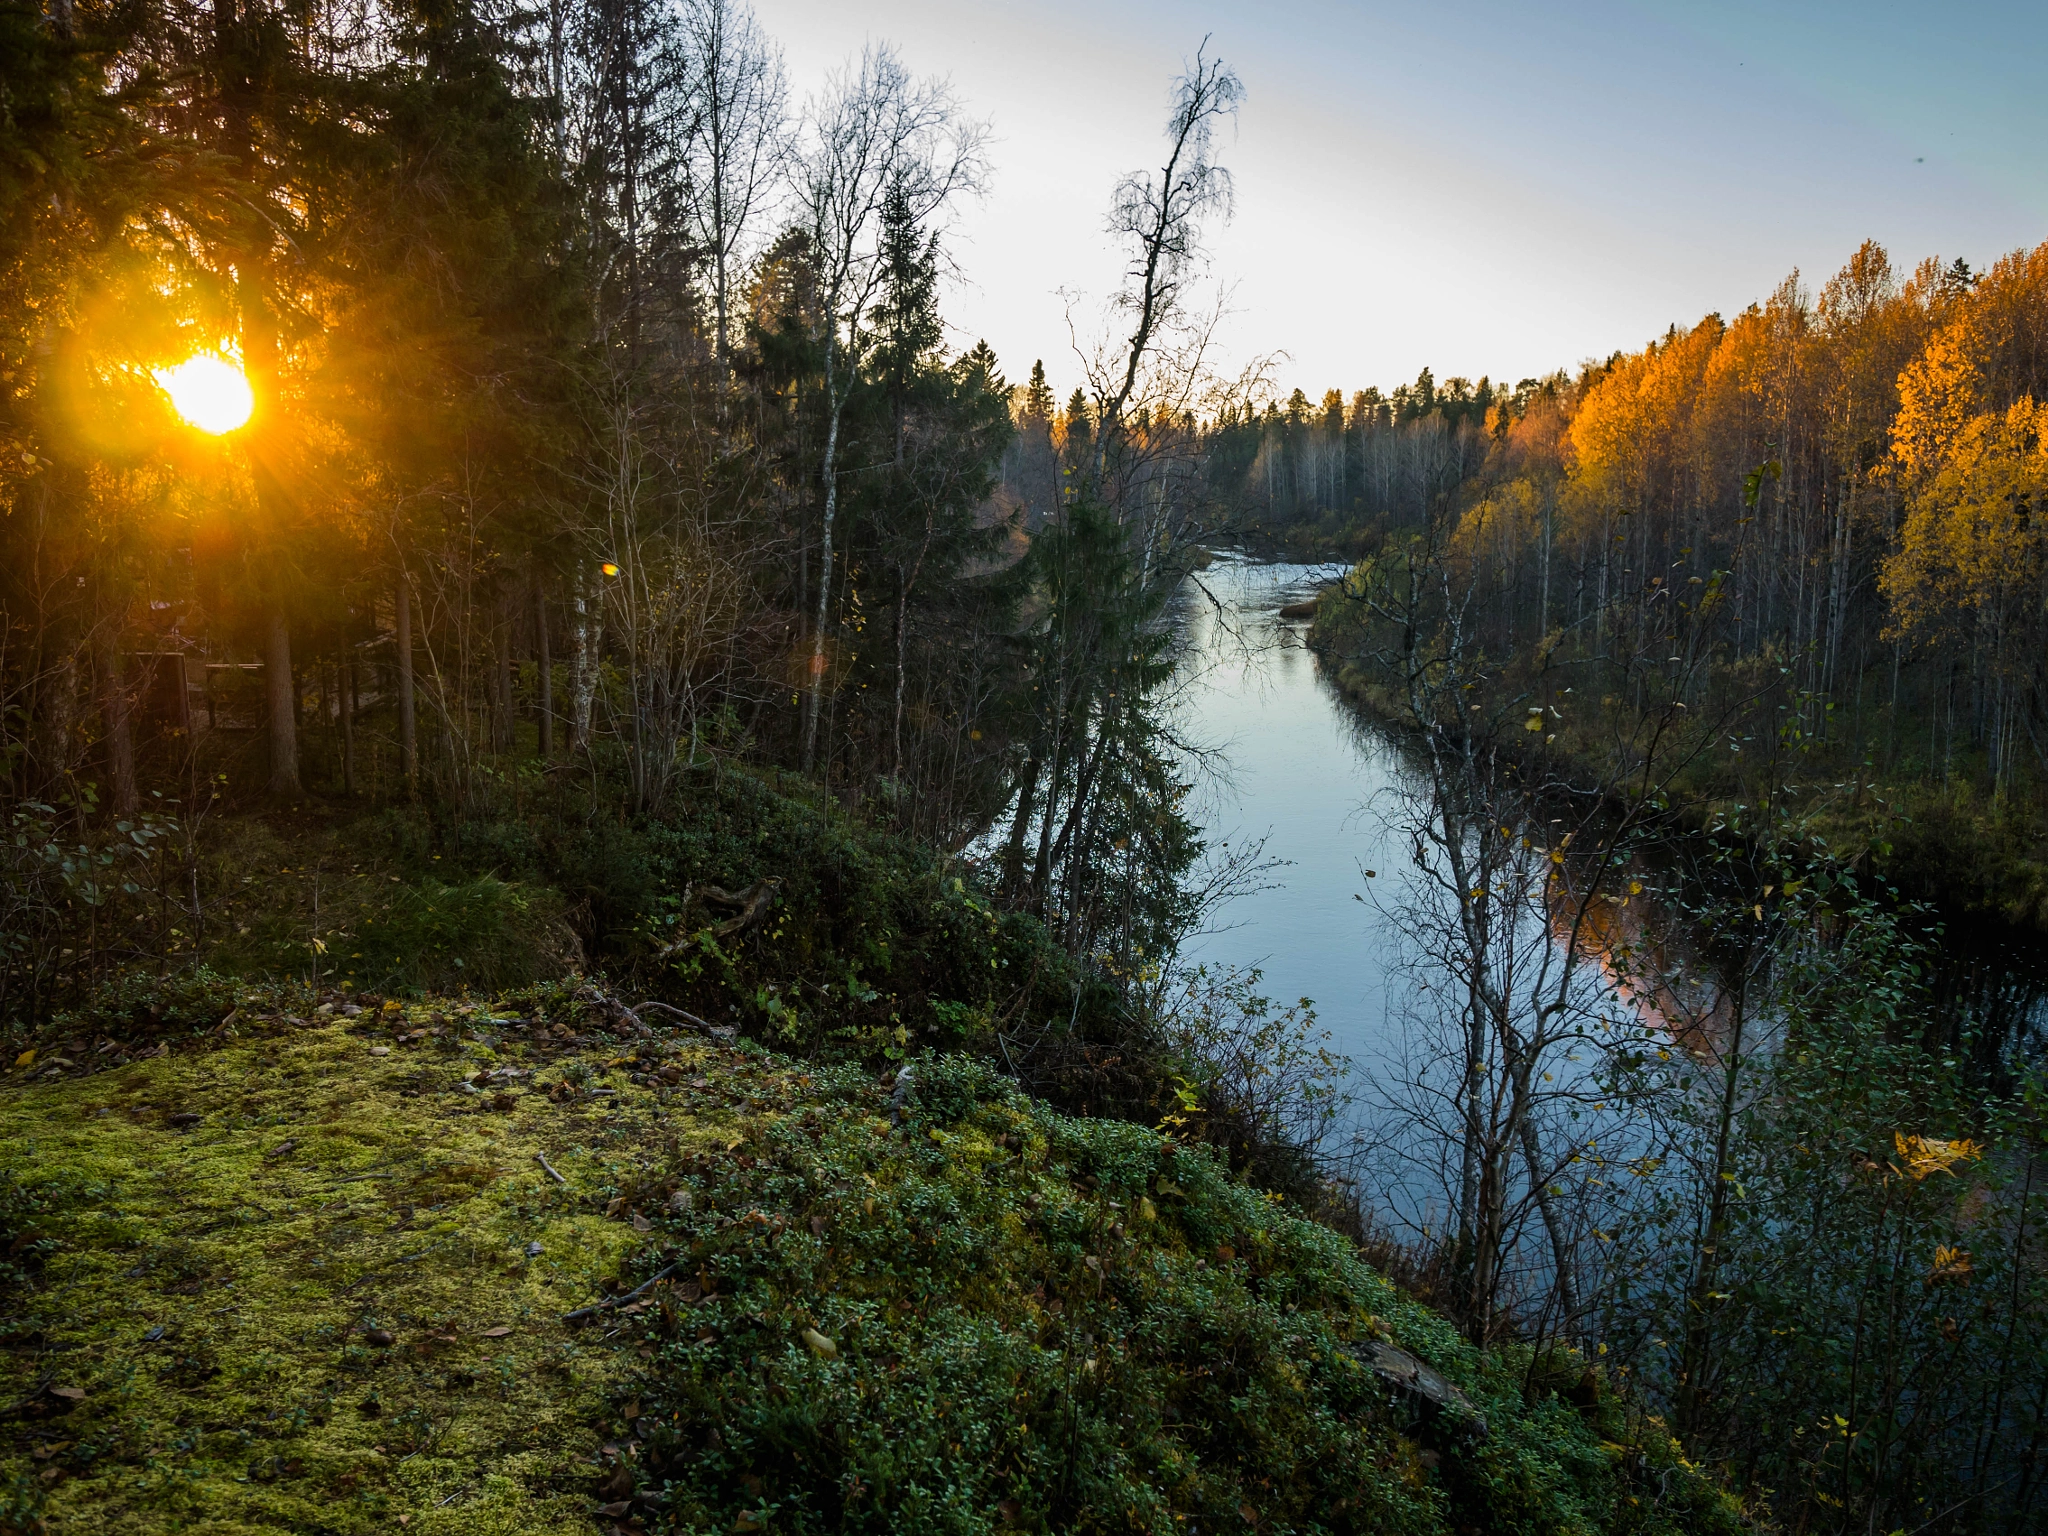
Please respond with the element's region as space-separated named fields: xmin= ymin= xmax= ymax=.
xmin=1927 ymin=1245 xmax=1975 ymax=1287
xmin=1881 ymin=395 xmax=2048 ymax=646
xmin=1893 ymin=1131 xmax=1983 ymax=1180
xmin=1890 ymin=319 xmax=1987 ymax=483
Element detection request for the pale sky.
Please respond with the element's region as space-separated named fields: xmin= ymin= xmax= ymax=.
xmin=753 ymin=0 xmax=2048 ymax=405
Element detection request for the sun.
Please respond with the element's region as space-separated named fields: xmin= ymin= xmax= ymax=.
xmin=153 ymin=353 xmax=254 ymax=434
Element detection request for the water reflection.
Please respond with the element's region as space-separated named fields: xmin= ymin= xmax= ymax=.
xmin=1170 ymin=556 xmax=2048 ymax=1107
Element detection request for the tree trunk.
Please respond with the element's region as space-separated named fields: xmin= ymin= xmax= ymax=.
xmin=892 ymin=568 xmax=909 ymax=782
xmin=1678 ymin=977 xmax=1749 ymax=1439
xmin=534 ymin=564 xmax=553 ymax=757
xmin=491 ymin=581 xmax=516 ymax=755
xmin=803 ymin=374 xmax=845 ymax=773
xmin=265 ymin=603 xmax=300 ymax=797
xmin=341 ymin=652 xmax=357 ymax=796
xmin=1000 ymin=752 xmax=1041 ymax=901
xmin=34 ymin=641 xmax=81 ymax=797
xmin=93 ymin=610 xmax=138 ymax=815
xmin=569 ymin=564 xmax=597 ymax=751
xmin=395 ymin=577 xmax=418 ymax=792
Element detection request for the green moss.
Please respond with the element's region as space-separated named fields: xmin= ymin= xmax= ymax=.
xmin=0 ymin=993 xmax=743 ymax=1535
xmin=3 ymin=998 xmax=1740 ymax=1536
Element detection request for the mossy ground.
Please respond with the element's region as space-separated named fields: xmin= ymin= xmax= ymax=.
xmin=4 ymin=984 xmax=1742 ymax=1536
xmin=0 ymin=987 xmax=753 ymax=1535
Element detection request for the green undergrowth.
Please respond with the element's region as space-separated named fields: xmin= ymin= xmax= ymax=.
xmin=3 ymin=981 xmax=1741 ymax=1536
xmin=24 ymin=760 xmax=1106 ymax=1061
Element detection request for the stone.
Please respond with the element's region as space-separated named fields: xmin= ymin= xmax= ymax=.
xmin=1347 ymin=1340 xmax=1487 ymax=1441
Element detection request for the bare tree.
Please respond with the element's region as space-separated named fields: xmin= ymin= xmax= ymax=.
xmin=678 ymin=0 xmax=787 ymax=362
xmin=1086 ymin=38 xmax=1242 ymax=506
xmin=792 ymin=43 xmax=984 ymax=770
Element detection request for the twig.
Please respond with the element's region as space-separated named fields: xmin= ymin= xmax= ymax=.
xmin=535 ymin=1152 xmax=567 ymax=1186
xmin=561 ymin=1262 xmax=680 ymax=1326
xmin=631 ymin=999 xmax=717 ymax=1030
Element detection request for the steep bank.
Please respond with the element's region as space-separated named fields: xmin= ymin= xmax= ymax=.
xmin=2 ymin=981 xmax=1738 ymax=1536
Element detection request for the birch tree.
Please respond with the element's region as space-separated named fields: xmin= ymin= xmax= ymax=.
xmin=678 ymin=0 xmax=787 ymax=362
xmin=792 ymin=43 xmax=983 ymax=770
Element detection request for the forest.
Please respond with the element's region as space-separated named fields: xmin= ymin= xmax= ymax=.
xmin=0 ymin=0 xmax=1254 ymax=1020
xmin=1232 ymin=241 xmax=2048 ymax=922
xmin=3 ymin=0 xmax=2046 ymax=1528
xmin=1281 ymin=240 xmax=2048 ymax=1531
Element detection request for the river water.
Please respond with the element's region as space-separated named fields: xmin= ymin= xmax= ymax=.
xmin=1165 ymin=556 xmax=2048 ymax=1130
xmin=1166 ymin=557 xmax=1415 ymax=1091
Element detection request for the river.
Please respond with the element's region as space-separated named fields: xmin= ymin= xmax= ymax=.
xmin=1166 ymin=555 xmax=2048 ymax=1143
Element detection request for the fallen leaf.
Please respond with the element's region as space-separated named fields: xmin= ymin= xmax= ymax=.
xmin=479 ymin=1326 xmax=512 ymax=1338
xmin=14 ymin=1049 xmax=34 ymax=1069
xmin=365 ymin=1329 xmax=395 ymax=1348
xmin=801 ymin=1327 xmax=837 ymax=1359
xmin=595 ymin=1502 xmax=632 ymax=1518
xmin=631 ymin=1211 xmax=651 ymax=1232
xmin=998 ymin=1499 xmax=1022 ymax=1523
xmin=369 ymin=1046 xmax=390 ymax=1057
xmin=47 ymin=1387 xmax=84 ymax=1403
xmin=169 ymin=1112 xmax=201 ymax=1128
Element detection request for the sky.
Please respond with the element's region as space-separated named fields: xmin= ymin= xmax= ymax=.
xmin=751 ymin=0 xmax=2048 ymax=405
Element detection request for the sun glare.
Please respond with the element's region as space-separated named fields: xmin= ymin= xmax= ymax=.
xmin=154 ymin=353 xmax=254 ymax=434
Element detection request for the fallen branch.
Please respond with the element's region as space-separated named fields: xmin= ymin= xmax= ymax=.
xmin=535 ymin=1151 xmax=567 ymax=1186
xmin=632 ymin=999 xmax=718 ymax=1031
xmin=561 ymin=1262 xmax=680 ymax=1326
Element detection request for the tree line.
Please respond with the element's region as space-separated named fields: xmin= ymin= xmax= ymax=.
xmin=1 ymin=0 xmax=1262 ymax=1020
xmin=1251 ymin=242 xmax=2048 ymax=881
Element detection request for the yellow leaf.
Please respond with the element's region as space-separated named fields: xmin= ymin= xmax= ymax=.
xmin=802 ymin=1327 xmax=838 ymax=1359
xmin=13 ymin=1049 xmax=33 ymax=1069
xmin=1894 ymin=1132 xmax=1981 ymax=1180
xmin=1928 ymin=1244 xmax=1974 ymax=1286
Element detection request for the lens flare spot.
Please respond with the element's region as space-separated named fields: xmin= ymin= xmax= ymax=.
xmin=153 ymin=354 xmax=253 ymax=434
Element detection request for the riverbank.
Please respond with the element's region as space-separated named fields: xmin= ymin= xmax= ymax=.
xmin=1300 ymin=581 xmax=2048 ymax=938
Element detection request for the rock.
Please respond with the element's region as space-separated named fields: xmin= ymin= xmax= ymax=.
xmin=364 ymin=1329 xmax=395 ymax=1348
xmin=1347 ymin=1340 xmax=1487 ymax=1441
